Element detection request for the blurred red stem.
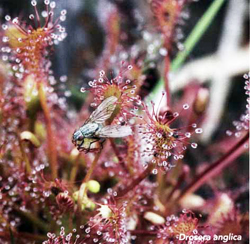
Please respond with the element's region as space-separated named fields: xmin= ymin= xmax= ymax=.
xmin=82 ymin=150 xmax=102 ymax=183
xmin=15 ymin=207 xmax=48 ymax=232
xmin=164 ymin=55 xmax=171 ymax=106
xmin=38 ymin=82 xmax=57 ymax=179
xmin=109 ymin=139 xmax=129 ymax=173
xmin=166 ymin=166 xmax=189 ymax=201
xmin=0 ymin=232 xmax=46 ymax=242
xmin=117 ymin=163 xmax=154 ymax=197
xmin=70 ymin=154 xmax=81 ymax=183
xmin=178 ymin=132 xmax=249 ymax=201
xmin=19 ymin=139 xmax=31 ymax=174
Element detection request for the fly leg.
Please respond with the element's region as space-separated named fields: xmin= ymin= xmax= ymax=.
xmin=77 ymin=138 xmax=85 ymax=151
xmin=99 ymin=139 xmax=106 ymax=150
xmin=86 ymin=138 xmax=100 ymax=153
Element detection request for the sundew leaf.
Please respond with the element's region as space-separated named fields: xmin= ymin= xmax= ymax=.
xmin=151 ymin=0 xmax=226 ymax=98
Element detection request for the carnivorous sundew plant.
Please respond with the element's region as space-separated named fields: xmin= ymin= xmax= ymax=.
xmin=0 ymin=0 xmax=249 ymax=243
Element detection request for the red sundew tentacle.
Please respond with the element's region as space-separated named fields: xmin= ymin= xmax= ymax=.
xmin=156 ymin=92 xmax=166 ymax=118
xmin=32 ymin=4 xmax=41 ymax=28
xmin=51 ymin=18 xmax=61 ymax=30
xmin=165 ymin=112 xmax=179 ymax=125
xmin=44 ymin=2 xmax=50 ymax=17
xmin=44 ymin=11 xmax=53 ymax=28
xmin=28 ymin=14 xmax=38 ymax=30
xmin=165 ymin=104 xmax=191 ymax=126
xmin=44 ymin=12 xmax=51 ymax=29
xmin=164 ymin=55 xmax=171 ymax=106
xmin=12 ymin=22 xmax=29 ymax=36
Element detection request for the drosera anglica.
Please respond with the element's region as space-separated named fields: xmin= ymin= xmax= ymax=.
xmin=139 ymin=92 xmax=203 ymax=173
xmin=80 ymin=61 xmax=142 ymax=124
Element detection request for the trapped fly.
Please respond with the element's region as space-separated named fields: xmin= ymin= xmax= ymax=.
xmin=72 ymin=96 xmax=132 ymax=153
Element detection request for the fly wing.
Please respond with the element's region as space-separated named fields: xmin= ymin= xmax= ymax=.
xmin=96 ymin=125 xmax=132 ymax=138
xmin=86 ymin=96 xmax=118 ymax=124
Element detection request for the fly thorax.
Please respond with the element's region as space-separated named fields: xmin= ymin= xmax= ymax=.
xmin=80 ymin=123 xmax=99 ymax=137
xmin=73 ymin=130 xmax=82 ymax=141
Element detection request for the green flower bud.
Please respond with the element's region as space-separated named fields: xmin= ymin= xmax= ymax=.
xmin=87 ymin=180 xmax=101 ymax=193
xmin=34 ymin=121 xmax=46 ymax=142
xmin=72 ymin=190 xmax=79 ymax=202
xmin=24 ymin=75 xmax=40 ymax=113
xmin=20 ymin=131 xmax=41 ymax=147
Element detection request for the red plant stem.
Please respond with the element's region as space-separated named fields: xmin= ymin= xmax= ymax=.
xmin=38 ymin=82 xmax=57 ymax=179
xmin=70 ymin=153 xmax=81 ymax=183
xmin=117 ymin=163 xmax=154 ymax=198
xmin=164 ymin=55 xmax=171 ymax=106
xmin=109 ymin=139 xmax=129 ymax=173
xmin=0 ymin=232 xmax=46 ymax=242
xmin=177 ymin=132 xmax=249 ymax=201
xmin=19 ymin=139 xmax=31 ymax=174
xmin=82 ymin=150 xmax=102 ymax=183
xmin=166 ymin=165 xmax=189 ymax=201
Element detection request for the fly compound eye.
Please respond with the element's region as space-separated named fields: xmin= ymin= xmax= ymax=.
xmin=78 ymin=135 xmax=84 ymax=140
xmin=73 ymin=130 xmax=83 ymax=141
xmin=72 ymin=131 xmax=77 ymax=141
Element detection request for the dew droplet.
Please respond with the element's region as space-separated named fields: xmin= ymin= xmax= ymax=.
xmin=1 ymin=24 xmax=8 ymax=30
xmin=31 ymin=0 xmax=37 ymax=6
xmin=5 ymin=15 xmax=11 ymax=21
xmin=159 ymin=47 xmax=168 ymax=56
xmin=85 ymin=227 xmax=91 ymax=233
xmin=195 ymin=128 xmax=203 ymax=134
xmin=192 ymin=123 xmax=197 ymax=128
xmin=191 ymin=143 xmax=197 ymax=149
xmin=60 ymin=75 xmax=67 ymax=82
xmin=99 ymin=70 xmax=105 ymax=76
xmin=80 ymin=87 xmax=86 ymax=93
xmin=50 ymin=1 xmax=56 ymax=8
xmin=61 ymin=10 xmax=67 ymax=15
xmin=243 ymin=73 xmax=249 ymax=79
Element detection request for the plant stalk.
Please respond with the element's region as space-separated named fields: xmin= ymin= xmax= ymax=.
xmin=177 ymin=132 xmax=249 ymax=201
xmin=171 ymin=0 xmax=226 ymax=72
xmin=152 ymin=0 xmax=226 ymax=96
xmin=38 ymin=82 xmax=58 ymax=179
xmin=15 ymin=208 xmax=49 ymax=233
xmin=19 ymin=139 xmax=31 ymax=174
xmin=82 ymin=150 xmax=102 ymax=183
xmin=110 ymin=138 xmax=129 ymax=174
xmin=164 ymin=55 xmax=171 ymax=106
xmin=117 ymin=163 xmax=154 ymax=197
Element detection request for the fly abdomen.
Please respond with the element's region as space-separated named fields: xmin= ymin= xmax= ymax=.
xmin=80 ymin=123 xmax=99 ymax=138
